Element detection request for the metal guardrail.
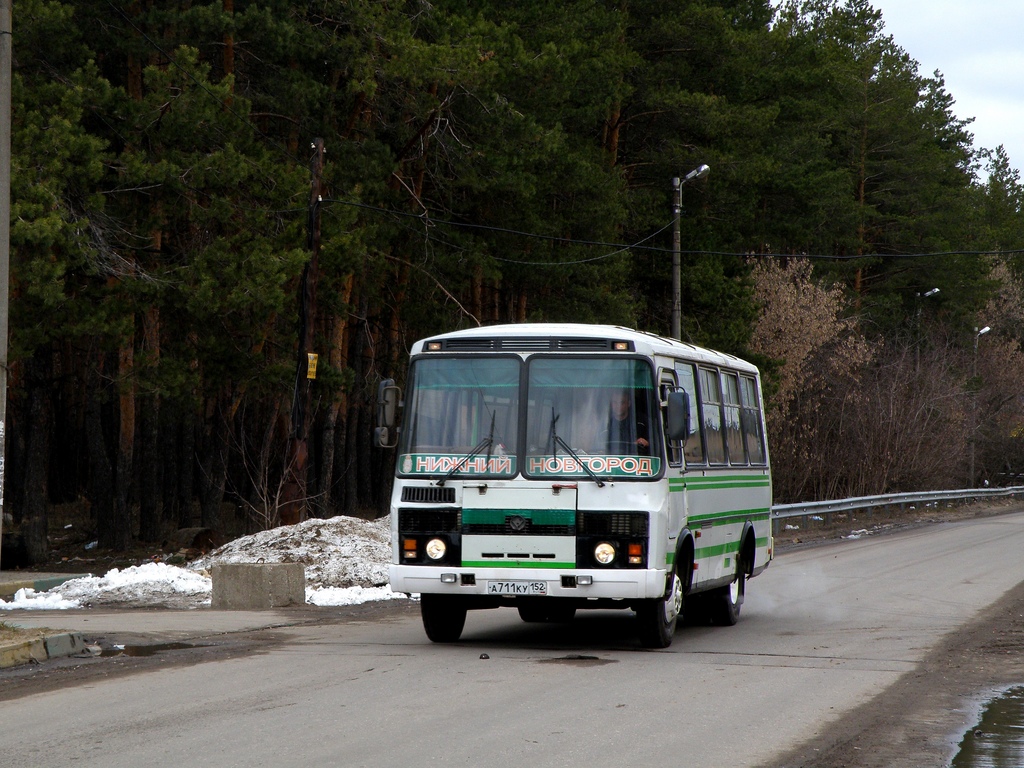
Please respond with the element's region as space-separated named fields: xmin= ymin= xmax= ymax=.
xmin=772 ymin=486 xmax=1024 ymax=521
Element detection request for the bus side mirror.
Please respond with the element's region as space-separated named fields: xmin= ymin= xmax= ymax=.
xmin=666 ymin=391 xmax=690 ymax=441
xmin=374 ymin=379 xmax=401 ymax=449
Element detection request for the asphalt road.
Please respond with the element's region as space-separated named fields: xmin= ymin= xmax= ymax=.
xmin=4 ymin=511 xmax=1024 ymax=768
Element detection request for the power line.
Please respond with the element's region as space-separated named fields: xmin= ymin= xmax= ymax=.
xmin=321 ymin=197 xmax=1024 ymax=264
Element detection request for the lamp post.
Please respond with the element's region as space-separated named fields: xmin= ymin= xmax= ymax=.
xmin=671 ymin=164 xmax=710 ymax=341
xmin=969 ymin=325 xmax=991 ymax=487
xmin=914 ymin=288 xmax=939 ymax=371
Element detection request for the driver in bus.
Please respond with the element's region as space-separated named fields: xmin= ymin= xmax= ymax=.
xmin=606 ymin=389 xmax=650 ymax=455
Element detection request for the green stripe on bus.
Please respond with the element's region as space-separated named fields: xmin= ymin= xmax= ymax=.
xmin=461 ymin=560 xmax=573 ymax=569
xmin=669 ymin=476 xmax=770 ymax=492
xmin=694 ymin=536 xmax=771 ymax=560
xmin=685 ymin=480 xmax=770 ymax=490
xmin=462 ymin=509 xmax=576 ymax=526
xmin=688 ymin=508 xmax=771 ymax=524
xmin=695 ymin=541 xmax=740 ymax=559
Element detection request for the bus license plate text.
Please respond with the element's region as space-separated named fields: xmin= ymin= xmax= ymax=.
xmin=487 ymin=580 xmax=547 ymax=596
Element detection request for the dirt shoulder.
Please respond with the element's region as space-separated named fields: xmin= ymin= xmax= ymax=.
xmin=761 ymin=573 xmax=1024 ymax=768
xmin=0 ymin=599 xmax=421 ymax=701
xmin=762 ymin=499 xmax=1024 ymax=768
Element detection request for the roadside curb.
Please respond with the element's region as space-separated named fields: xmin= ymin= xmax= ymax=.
xmin=0 ymin=632 xmax=88 ymax=669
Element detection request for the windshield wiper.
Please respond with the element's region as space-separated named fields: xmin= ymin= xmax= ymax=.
xmin=549 ymin=411 xmax=605 ymax=487
xmin=438 ymin=412 xmax=496 ymax=486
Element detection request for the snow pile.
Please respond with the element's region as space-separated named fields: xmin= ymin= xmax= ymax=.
xmin=1 ymin=515 xmax=404 ymax=611
xmin=190 ymin=515 xmax=392 ymax=590
xmin=62 ymin=562 xmax=211 ymax=607
xmin=2 ymin=588 xmax=81 ymax=611
xmin=2 ymin=562 xmax=213 ymax=610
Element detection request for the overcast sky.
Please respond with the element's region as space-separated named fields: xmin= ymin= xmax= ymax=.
xmin=870 ymin=0 xmax=1024 ymax=177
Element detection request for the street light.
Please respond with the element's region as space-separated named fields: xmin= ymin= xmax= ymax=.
xmin=914 ymin=288 xmax=940 ymax=371
xmin=969 ymin=325 xmax=991 ymax=487
xmin=671 ymin=164 xmax=710 ymax=340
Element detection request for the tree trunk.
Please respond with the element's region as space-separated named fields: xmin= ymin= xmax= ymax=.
xmin=198 ymin=393 xmax=229 ymax=532
xmin=90 ymin=355 xmax=117 ymax=549
xmin=342 ymin=296 xmax=369 ymax=516
xmin=317 ymin=276 xmax=353 ymax=517
xmin=111 ymin=335 xmax=136 ymax=551
xmin=176 ymin=403 xmax=197 ymax=528
xmin=21 ymin=354 xmax=50 ymax=564
xmin=603 ymin=102 xmax=621 ymax=167
xmin=471 ymin=265 xmax=483 ymax=322
xmin=222 ymin=0 xmax=234 ymax=91
xmin=356 ymin=298 xmax=379 ymax=516
xmin=138 ymin=306 xmax=161 ymax=541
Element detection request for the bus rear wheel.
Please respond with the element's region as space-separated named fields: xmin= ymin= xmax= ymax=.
xmin=637 ymin=569 xmax=682 ymax=648
xmin=421 ymin=594 xmax=467 ymax=642
xmin=710 ymin=568 xmax=745 ymax=626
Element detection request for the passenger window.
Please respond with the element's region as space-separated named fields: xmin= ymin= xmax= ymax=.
xmin=740 ymin=375 xmax=766 ymax=465
xmin=674 ymin=362 xmax=705 ymax=465
xmin=698 ymin=368 xmax=727 ymax=464
xmin=722 ymin=372 xmax=745 ymax=465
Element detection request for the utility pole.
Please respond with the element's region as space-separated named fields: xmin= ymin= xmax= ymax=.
xmin=0 ymin=0 xmax=11 ymax=569
xmin=671 ymin=177 xmax=681 ymax=341
xmin=670 ymin=164 xmax=709 ymax=341
xmin=969 ymin=325 xmax=990 ymax=488
xmin=280 ymin=138 xmax=324 ymax=526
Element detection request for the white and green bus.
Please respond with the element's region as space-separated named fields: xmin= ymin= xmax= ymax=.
xmin=375 ymin=323 xmax=772 ymax=648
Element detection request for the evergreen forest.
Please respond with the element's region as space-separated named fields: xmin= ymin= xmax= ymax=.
xmin=5 ymin=0 xmax=1024 ymax=563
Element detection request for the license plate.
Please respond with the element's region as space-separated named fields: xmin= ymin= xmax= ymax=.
xmin=487 ymin=580 xmax=547 ymax=596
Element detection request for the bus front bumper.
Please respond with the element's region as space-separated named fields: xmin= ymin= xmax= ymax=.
xmin=389 ymin=564 xmax=669 ymax=600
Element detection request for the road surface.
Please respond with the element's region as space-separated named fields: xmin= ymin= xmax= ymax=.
xmin=4 ymin=511 xmax=1024 ymax=768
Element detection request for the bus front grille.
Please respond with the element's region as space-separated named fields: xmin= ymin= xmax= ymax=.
xmin=577 ymin=511 xmax=649 ymax=537
xmin=398 ymin=508 xmax=461 ymax=533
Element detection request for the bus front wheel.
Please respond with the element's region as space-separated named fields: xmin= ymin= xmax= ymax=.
xmin=636 ymin=569 xmax=682 ymax=648
xmin=421 ymin=594 xmax=467 ymax=642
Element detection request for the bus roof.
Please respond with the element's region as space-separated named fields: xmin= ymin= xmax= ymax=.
xmin=413 ymin=323 xmax=758 ymax=374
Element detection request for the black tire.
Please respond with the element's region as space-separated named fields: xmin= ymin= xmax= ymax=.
xmin=709 ymin=568 xmax=745 ymax=626
xmin=682 ymin=593 xmax=711 ymax=626
xmin=636 ymin=569 xmax=683 ymax=648
xmin=421 ymin=594 xmax=468 ymax=642
xmin=517 ymin=602 xmax=576 ymax=624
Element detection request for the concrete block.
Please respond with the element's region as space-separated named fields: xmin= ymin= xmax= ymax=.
xmin=211 ymin=563 xmax=306 ymax=610
xmin=44 ymin=632 xmax=87 ymax=659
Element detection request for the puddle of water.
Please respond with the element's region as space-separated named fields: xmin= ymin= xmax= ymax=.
xmin=953 ymin=686 xmax=1024 ymax=768
xmin=101 ymin=642 xmax=204 ymax=658
xmin=538 ymin=654 xmax=616 ymax=667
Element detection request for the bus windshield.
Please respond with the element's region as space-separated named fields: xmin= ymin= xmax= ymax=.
xmin=525 ymin=358 xmax=661 ymax=479
xmin=397 ymin=355 xmax=661 ymax=480
xmin=398 ymin=356 xmax=520 ymax=478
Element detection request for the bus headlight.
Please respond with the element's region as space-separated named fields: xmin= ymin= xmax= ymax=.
xmin=425 ymin=538 xmax=447 ymax=560
xmin=594 ymin=542 xmax=616 ymax=565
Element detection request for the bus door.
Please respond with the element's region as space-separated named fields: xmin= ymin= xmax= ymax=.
xmin=659 ymin=367 xmax=685 ymax=544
